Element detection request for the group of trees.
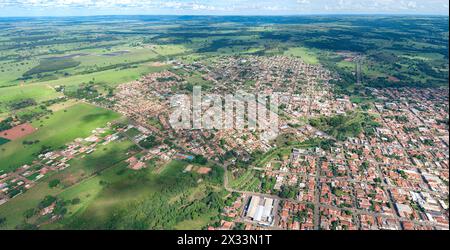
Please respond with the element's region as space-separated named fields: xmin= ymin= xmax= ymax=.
xmin=66 ymin=179 xmax=224 ymax=230
xmin=23 ymin=57 xmax=80 ymax=77
xmin=9 ymin=98 xmax=36 ymax=110
xmin=138 ymin=135 xmax=160 ymax=149
xmin=0 ymin=117 xmax=13 ymax=131
xmin=309 ymin=112 xmax=380 ymax=141
xmin=33 ymin=145 xmax=53 ymax=156
xmin=261 ymin=177 xmax=276 ymax=194
xmin=48 ymin=179 xmax=61 ymax=188
xmin=0 ymin=217 xmax=6 ymax=227
xmin=278 ymin=185 xmax=298 ymax=199
xmin=64 ymin=84 xmax=99 ymax=100
xmin=192 ymin=155 xmax=208 ymax=165
xmin=19 ymin=195 xmax=68 ymax=229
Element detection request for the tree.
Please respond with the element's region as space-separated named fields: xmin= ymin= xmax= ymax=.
xmin=23 ymin=208 xmax=36 ymax=219
xmin=278 ymin=185 xmax=297 ymax=199
xmin=48 ymin=179 xmax=60 ymax=188
xmin=193 ymin=155 xmax=208 ymax=165
xmin=38 ymin=196 xmax=57 ymax=209
xmin=233 ymin=222 xmax=245 ymax=230
xmin=139 ymin=135 xmax=160 ymax=149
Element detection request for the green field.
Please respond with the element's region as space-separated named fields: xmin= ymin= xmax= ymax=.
xmin=52 ymin=160 xmax=223 ymax=230
xmin=284 ymin=47 xmax=320 ymax=64
xmin=0 ymin=84 xmax=62 ymax=113
xmin=40 ymin=63 xmax=170 ymax=88
xmin=229 ymin=169 xmax=262 ymax=192
xmin=0 ymin=103 xmax=121 ymax=173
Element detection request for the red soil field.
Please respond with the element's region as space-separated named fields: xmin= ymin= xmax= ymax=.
xmin=0 ymin=123 xmax=36 ymax=140
xmin=197 ymin=167 xmax=212 ymax=174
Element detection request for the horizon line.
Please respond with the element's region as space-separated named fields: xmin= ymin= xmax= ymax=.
xmin=0 ymin=13 xmax=449 ymax=18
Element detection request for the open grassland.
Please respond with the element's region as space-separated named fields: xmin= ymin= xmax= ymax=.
xmin=0 ymin=103 xmax=121 ymax=173
xmin=55 ymin=139 xmax=134 ymax=187
xmin=0 ymin=43 xmax=187 ymax=88
xmin=0 ymin=84 xmax=62 ymax=113
xmin=37 ymin=63 xmax=169 ymax=88
xmin=76 ymin=48 xmax=158 ymax=68
xmin=0 ymin=59 xmax=39 ymax=87
xmin=284 ymin=47 xmax=320 ymax=64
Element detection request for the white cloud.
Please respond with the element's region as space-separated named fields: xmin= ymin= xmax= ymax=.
xmin=0 ymin=0 xmax=448 ymax=15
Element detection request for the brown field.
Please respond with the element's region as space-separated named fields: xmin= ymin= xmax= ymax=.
xmin=196 ymin=167 xmax=212 ymax=174
xmin=0 ymin=123 xmax=36 ymax=140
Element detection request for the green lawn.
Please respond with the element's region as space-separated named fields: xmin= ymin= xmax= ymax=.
xmin=0 ymin=103 xmax=121 ymax=173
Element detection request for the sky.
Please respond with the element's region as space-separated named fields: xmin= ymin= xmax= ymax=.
xmin=0 ymin=0 xmax=448 ymax=17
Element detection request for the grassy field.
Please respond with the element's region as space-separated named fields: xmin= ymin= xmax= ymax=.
xmin=229 ymin=169 xmax=262 ymax=192
xmin=50 ymin=160 xmax=223 ymax=229
xmin=284 ymin=47 xmax=320 ymax=65
xmin=0 ymin=103 xmax=121 ymax=173
xmin=0 ymin=84 xmax=62 ymax=113
xmin=0 ymin=59 xmax=39 ymax=87
xmin=39 ymin=63 xmax=170 ymax=88
xmin=0 ymin=42 xmax=186 ymax=88
xmin=55 ymin=139 xmax=134 ymax=187
xmin=174 ymin=211 xmax=217 ymax=230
